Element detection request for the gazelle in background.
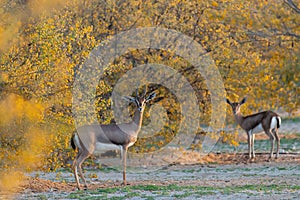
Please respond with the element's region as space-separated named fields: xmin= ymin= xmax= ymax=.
xmin=226 ymin=97 xmax=281 ymax=160
xmin=71 ymin=87 xmax=156 ymax=190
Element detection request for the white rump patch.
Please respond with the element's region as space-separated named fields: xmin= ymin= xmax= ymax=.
xmin=74 ymin=134 xmax=82 ymax=150
xmin=251 ymin=123 xmax=264 ymax=134
xmin=271 ymin=117 xmax=278 ymax=129
xmin=94 ymin=142 xmax=122 ymax=154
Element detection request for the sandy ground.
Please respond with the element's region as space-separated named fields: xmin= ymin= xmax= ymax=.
xmin=1 ymin=153 xmax=297 ymax=200
xmin=1 ymin=120 xmax=299 ymax=199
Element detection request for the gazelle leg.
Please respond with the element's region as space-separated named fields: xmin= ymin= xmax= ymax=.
xmin=251 ymin=134 xmax=255 ymax=159
xmin=268 ymin=130 xmax=275 ymax=159
xmin=120 ymin=146 xmax=123 ymax=160
xmin=73 ymin=161 xmax=80 ymax=190
xmin=75 ymin=151 xmax=90 ymax=190
xmin=273 ymin=128 xmax=280 ymax=159
xmin=122 ymin=146 xmax=128 ymax=185
xmin=247 ymin=132 xmax=252 ymax=159
xmin=72 ymin=151 xmax=82 ymax=190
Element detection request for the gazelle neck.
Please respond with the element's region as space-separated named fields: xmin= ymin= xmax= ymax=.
xmin=234 ymin=111 xmax=244 ymax=126
xmin=131 ymin=108 xmax=144 ymax=133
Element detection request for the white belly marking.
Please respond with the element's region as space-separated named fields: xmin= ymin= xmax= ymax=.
xmin=94 ymin=142 xmax=121 ymax=154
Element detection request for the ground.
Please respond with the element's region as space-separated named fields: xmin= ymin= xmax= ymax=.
xmin=4 ymin=153 xmax=300 ymax=200
xmin=1 ymin=120 xmax=300 ymax=199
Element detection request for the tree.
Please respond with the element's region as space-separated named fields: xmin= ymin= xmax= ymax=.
xmin=0 ymin=0 xmax=299 ymax=173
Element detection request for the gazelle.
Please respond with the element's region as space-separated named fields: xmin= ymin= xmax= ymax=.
xmin=226 ymin=97 xmax=281 ymax=160
xmin=71 ymin=87 xmax=156 ymax=190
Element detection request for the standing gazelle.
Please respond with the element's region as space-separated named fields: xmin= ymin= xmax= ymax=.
xmin=226 ymin=97 xmax=281 ymax=160
xmin=71 ymin=87 xmax=156 ymax=190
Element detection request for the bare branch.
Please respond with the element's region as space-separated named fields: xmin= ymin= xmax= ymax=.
xmin=285 ymin=0 xmax=300 ymax=13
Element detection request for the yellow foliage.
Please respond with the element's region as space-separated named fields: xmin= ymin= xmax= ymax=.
xmin=220 ymin=130 xmax=239 ymax=147
xmin=18 ymin=128 xmax=48 ymax=170
xmin=0 ymin=72 xmax=9 ymax=82
xmin=211 ymin=1 xmax=218 ymax=7
xmin=0 ymin=0 xmax=299 ymax=185
xmin=0 ymin=95 xmax=49 ymax=192
xmin=0 ymin=170 xmax=24 ymax=193
xmin=0 ymin=94 xmax=44 ymax=124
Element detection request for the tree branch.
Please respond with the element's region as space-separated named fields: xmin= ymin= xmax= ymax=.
xmin=284 ymin=0 xmax=300 ymax=14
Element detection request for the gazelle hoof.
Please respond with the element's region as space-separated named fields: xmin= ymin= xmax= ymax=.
xmin=267 ymin=156 xmax=273 ymax=162
xmin=121 ymin=182 xmax=130 ymax=186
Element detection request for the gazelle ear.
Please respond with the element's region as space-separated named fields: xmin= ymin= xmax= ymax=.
xmin=226 ymin=98 xmax=232 ymax=105
xmin=240 ymin=97 xmax=247 ymax=105
xmin=146 ymin=92 xmax=156 ymax=102
xmin=122 ymin=96 xmax=136 ymax=103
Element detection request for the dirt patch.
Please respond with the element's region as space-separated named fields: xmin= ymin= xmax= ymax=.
xmin=206 ymin=152 xmax=300 ymax=164
xmin=3 ymin=122 xmax=300 ymax=199
xmin=20 ymin=177 xmax=76 ymax=193
xmin=15 ymin=153 xmax=300 ymax=194
xmin=0 ymin=152 xmax=296 ymax=199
